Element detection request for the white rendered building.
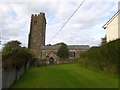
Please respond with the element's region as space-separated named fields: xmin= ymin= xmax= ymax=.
xmin=103 ymin=10 xmax=120 ymax=42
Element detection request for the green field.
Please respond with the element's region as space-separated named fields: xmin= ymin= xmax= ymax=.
xmin=11 ymin=64 xmax=118 ymax=88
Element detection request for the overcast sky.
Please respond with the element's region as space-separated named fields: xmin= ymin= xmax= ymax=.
xmin=1 ymin=0 xmax=119 ymax=49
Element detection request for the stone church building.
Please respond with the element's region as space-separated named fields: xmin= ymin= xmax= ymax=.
xmin=28 ymin=12 xmax=90 ymax=64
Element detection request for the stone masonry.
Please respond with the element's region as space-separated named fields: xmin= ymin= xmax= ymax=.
xmin=28 ymin=12 xmax=90 ymax=64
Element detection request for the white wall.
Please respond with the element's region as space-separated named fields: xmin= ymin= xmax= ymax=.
xmin=106 ymin=13 xmax=120 ymax=42
xmin=118 ymin=14 xmax=120 ymax=38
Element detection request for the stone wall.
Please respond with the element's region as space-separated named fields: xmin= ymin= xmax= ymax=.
xmin=2 ymin=61 xmax=31 ymax=89
xmin=28 ymin=12 xmax=46 ymax=58
xmin=2 ymin=68 xmax=16 ymax=88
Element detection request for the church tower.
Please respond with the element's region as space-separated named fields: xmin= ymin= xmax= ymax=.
xmin=28 ymin=12 xmax=46 ymax=58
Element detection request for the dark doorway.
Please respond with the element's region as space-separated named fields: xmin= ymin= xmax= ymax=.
xmin=69 ymin=51 xmax=75 ymax=57
xmin=49 ymin=57 xmax=55 ymax=65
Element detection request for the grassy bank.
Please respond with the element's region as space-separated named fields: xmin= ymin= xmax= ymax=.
xmin=11 ymin=64 xmax=118 ymax=88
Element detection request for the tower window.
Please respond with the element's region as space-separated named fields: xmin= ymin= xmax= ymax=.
xmin=34 ymin=20 xmax=37 ymax=25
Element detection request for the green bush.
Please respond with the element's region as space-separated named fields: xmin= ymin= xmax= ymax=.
xmin=2 ymin=40 xmax=34 ymax=70
xmin=79 ymin=39 xmax=120 ymax=73
xmin=57 ymin=43 xmax=69 ymax=59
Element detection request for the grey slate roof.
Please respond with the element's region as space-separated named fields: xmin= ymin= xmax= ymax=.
xmin=41 ymin=45 xmax=90 ymax=50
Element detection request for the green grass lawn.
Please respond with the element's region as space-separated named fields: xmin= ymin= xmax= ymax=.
xmin=11 ymin=64 xmax=118 ymax=88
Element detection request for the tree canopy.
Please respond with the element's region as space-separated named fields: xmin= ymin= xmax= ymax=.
xmin=2 ymin=40 xmax=34 ymax=69
xmin=2 ymin=40 xmax=21 ymax=60
xmin=57 ymin=43 xmax=69 ymax=59
xmin=54 ymin=42 xmax=65 ymax=46
xmin=101 ymin=35 xmax=107 ymax=46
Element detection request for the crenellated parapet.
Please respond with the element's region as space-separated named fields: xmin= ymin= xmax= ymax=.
xmin=31 ymin=12 xmax=45 ymax=19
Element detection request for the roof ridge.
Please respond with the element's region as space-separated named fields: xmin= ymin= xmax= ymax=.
xmin=103 ymin=10 xmax=120 ymax=29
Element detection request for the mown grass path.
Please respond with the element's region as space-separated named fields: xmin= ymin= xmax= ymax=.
xmin=11 ymin=64 xmax=118 ymax=88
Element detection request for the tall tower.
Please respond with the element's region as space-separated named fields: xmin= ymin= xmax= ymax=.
xmin=28 ymin=12 xmax=46 ymax=58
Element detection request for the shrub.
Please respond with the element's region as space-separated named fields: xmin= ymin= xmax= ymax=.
xmin=79 ymin=39 xmax=120 ymax=73
xmin=57 ymin=43 xmax=69 ymax=59
xmin=2 ymin=40 xmax=34 ymax=70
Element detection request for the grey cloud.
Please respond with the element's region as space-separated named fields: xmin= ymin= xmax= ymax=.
xmin=1 ymin=1 xmax=118 ymax=47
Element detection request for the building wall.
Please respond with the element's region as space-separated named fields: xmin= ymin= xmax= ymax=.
xmin=118 ymin=13 xmax=120 ymax=38
xmin=41 ymin=50 xmax=58 ymax=59
xmin=106 ymin=13 xmax=120 ymax=42
xmin=28 ymin=12 xmax=90 ymax=60
xmin=28 ymin=12 xmax=46 ymax=58
xmin=41 ymin=49 xmax=86 ymax=61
